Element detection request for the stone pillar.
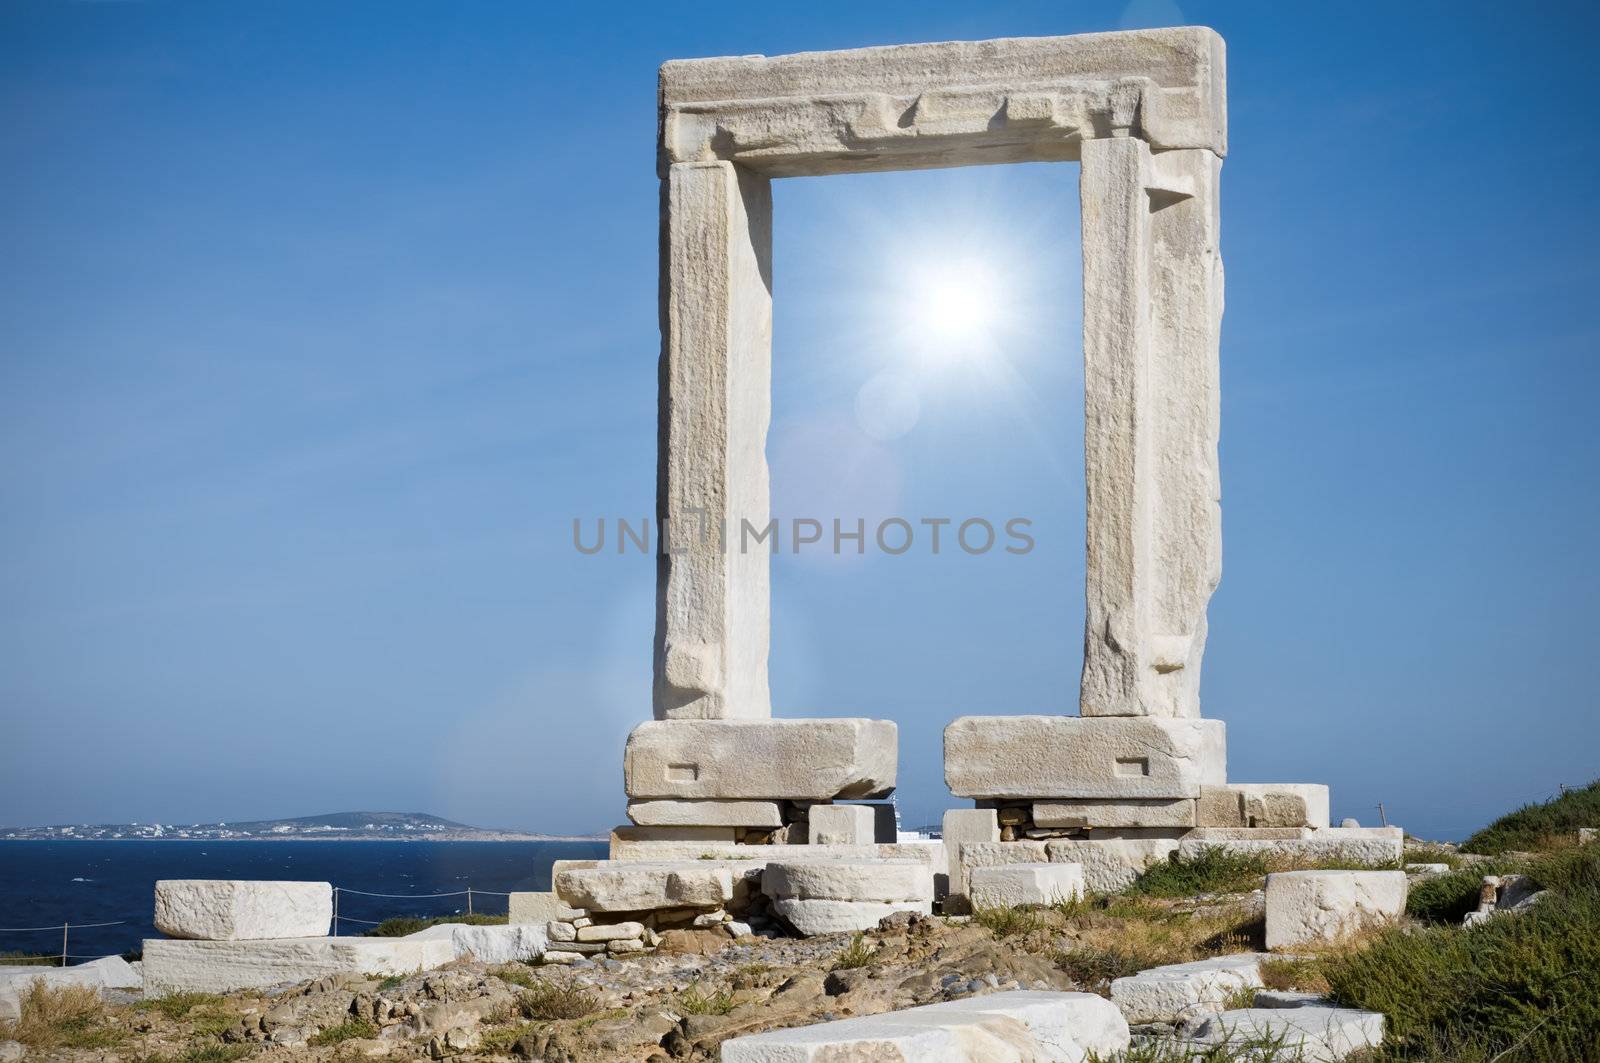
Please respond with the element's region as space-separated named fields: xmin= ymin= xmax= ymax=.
xmin=654 ymin=160 xmax=774 ymax=720
xmin=1079 ymin=137 xmax=1222 ymax=719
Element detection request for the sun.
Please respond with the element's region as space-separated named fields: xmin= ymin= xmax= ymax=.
xmin=899 ymin=257 xmax=1006 ymax=363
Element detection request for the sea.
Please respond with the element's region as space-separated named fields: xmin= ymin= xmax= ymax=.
xmin=0 ymin=840 xmax=608 ymax=962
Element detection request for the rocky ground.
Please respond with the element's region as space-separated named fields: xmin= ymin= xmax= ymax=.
xmin=4 ymin=894 xmax=1267 ymax=1062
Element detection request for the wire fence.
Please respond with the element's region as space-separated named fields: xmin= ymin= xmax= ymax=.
xmin=0 ymin=884 xmax=524 ymax=965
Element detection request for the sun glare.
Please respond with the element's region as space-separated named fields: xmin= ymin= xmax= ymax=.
xmin=898 ymin=257 xmax=1008 ymax=364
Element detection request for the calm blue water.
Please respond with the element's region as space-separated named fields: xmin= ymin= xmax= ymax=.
xmin=0 ymin=840 xmax=607 ymax=962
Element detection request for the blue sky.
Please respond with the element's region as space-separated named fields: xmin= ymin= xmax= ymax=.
xmin=2 ymin=1 xmax=1595 ymax=840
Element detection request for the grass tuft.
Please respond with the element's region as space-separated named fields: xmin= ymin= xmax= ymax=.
xmin=676 ymin=983 xmax=739 ymax=1016
xmin=1125 ymin=849 xmax=1272 ymax=897
xmin=971 ymin=905 xmax=1045 ymax=938
xmin=516 ymin=978 xmax=598 ymax=1021
xmin=491 ymin=962 xmax=538 ymax=989
xmin=309 ymin=1017 xmax=377 ymax=1045
xmin=833 ymin=934 xmax=879 ymax=969
xmin=0 ymin=980 xmax=125 ymax=1049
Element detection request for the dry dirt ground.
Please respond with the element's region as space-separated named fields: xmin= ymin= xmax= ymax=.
xmin=7 ymin=892 xmax=1269 ymax=1063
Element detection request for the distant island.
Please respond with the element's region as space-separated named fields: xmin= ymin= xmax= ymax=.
xmin=0 ymin=810 xmax=601 ymax=842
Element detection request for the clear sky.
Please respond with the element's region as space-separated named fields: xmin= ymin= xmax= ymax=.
xmin=2 ymin=1 xmax=1596 ymax=841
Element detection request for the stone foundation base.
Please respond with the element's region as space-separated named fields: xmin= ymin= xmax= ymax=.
xmin=142 ymin=937 xmax=455 ymax=996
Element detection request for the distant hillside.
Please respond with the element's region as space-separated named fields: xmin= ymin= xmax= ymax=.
xmin=0 ymin=811 xmax=598 ymax=842
xmin=1462 ymin=780 xmax=1600 ymax=854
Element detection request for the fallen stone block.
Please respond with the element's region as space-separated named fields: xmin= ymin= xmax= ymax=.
xmin=1265 ymin=871 xmax=1407 ymax=950
xmin=556 ymin=862 xmax=734 ymax=912
xmin=772 ymin=897 xmax=934 ymax=936
xmin=402 ymin=922 xmax=546 ymax=964
xmin=0 ymin=957 xmax=141 ymax=1022
xmin=575 ymin=921 xmax=645 ymax=942
xmin=142 ymin=936 xmax=455 ymax=996
xmin=1254 ymin=990 xmax=1332 ymax=1009
xmin=154 ymin=880 xmax=332 ymax=941
xmin=762 ymin=860 xmax=933 ymax=903
xmin=807 ymin=804 xmax=875 ymax=846
xmin=1046 ymin=831 xmax=1188 ymax=892
xmin=1192 ymin=1007 xmax=1385 ymax=1062
xmin=624 ymin=719 xmax=897 ymax=800
xmin=540 ymin=951 xmax=587 ymax=966
xmin=721 ymin=989 xmax=1128 ymax=1062
xmin=506 ymin=891 xmax=583 ymax=925
xmin=969 ymin=863 xmax=1085 ymax=909
xmin=626 ymin=799 xmax=784 ymax=827
xmin=1401 ymin=858 xmax=1452 ymax=877
xmin=1034 ymin=798 xmax=1197 ymax=829
xmin=1197 ymin=784 xmax=1330 ymax=829
xmin=1109 ymin=953 xmax=1265 ymax=1024
xmin=945 ymin=716 xmax=1225 ymax=799
xmin=1178 ymin=826 xmax=1403 ymax=867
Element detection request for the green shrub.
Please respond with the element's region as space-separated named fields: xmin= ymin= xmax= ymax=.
xmin=1461 ymin=780 xmax=1600 ymax=855
xmin=309 ymin=1018 xmax=377 ymax=1045
xmin=1405 ymin=868 xmax=1487 ymax=924
xmin=1323 ymin=882 xmax=1600 ymax=1061
xmin=365 ymin=912 xmax=506 ymax=937
xmin=1054 ymin=945 xmax=1165 ymax=990
xmin=0 ymin=952 xmax=57 ymax=966
xmin=1125 ymin=849 xmax=1270 ymax=897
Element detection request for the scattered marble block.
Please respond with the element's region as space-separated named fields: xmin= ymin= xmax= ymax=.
xmin=1265 ymin=871 xmax=1407 ymax=950
xmin=1178 ymin=827 xmax=1404 ymax=867
xmin=764 ymin=859 xmax=933 ymax=936
xmin=1579 ymin=827 xmax=1597 ymax=844
xmin=626 ymin=799 xmax=784 ymax=827
xmin=1197 ymin=784 xmax=1330 ymax=829
xmin=944 ymin=716 xmax=1225 ymax=799
xmin=771 ymin=898 xmax=933 ymax=936
xmin=556 ymin=862 xmax=734 ymax=913
xmin=154 ymin=880 xmax=332 ymax=941
xmin=1405 ymin=863 xmax=1451 ymax=876
xmin=507 ymin=891 xmax=583 ymax=925
xmin=969 ymin=863 xmax=1085 ymax=909
xmin=1191 ymin=1007 xmax=1385 ymax=1062
xmin=0 ymin=957 xmax=141 ymax=1022
xmin=141 ymin=936 xmax=455 ymax=996
xmin=807 ymin=804 xmax=875 ymax=846
xmin=721 ymin=989 xmax=1128 ymax=1062
xmin=1109 ymin=953 xmax=1265 ymax=1024
xmin=1254 ymin=990 xmax=1331 ymax=1009
xmin=624 ymin=719 xmax=897 ymax=800
xmin=402 ymin=922 xmax=546 ymax=964
xmin=1034 ymin=798 xmax=1197 ymax=829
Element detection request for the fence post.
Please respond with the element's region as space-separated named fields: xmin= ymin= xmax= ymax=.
xmin=466 ymin=887 xmax=473 ymax=917
xmin=1377 ymin=803 xmax=1388 ymax=827
xmin=332 ymin=888 xmax=339 ymax=937
xmin=61 ymin=922 xmax=69 ymax=967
